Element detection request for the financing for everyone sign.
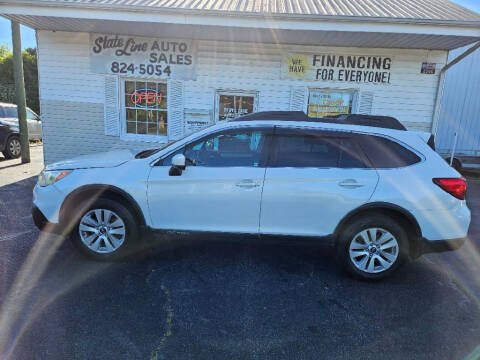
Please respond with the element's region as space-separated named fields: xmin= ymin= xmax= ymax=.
xmin=282 ymin=54 xmax=393 ymax=84
xmin=90 ymin=34 xmax=196 ymax=80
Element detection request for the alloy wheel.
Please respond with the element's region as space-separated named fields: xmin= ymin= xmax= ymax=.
xmin=9 ymin=138 xmax=21 ymax=156
xmin=79 ymin=209 xmax=126 ymax=254
xmin=349 ymin=227 xmax=399 ymax=274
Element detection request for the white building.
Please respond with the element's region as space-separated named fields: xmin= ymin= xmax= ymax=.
xmin=1 ymin=0 xmax=479 ymax=164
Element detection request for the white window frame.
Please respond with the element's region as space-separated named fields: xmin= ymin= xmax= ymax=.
xmin=120 ymin=77 xmax=169 ymax=143
xmin=214 ymin=89 xmax=259 ymax=123
xmin=307 ymin=88 xmax=359 ymax=117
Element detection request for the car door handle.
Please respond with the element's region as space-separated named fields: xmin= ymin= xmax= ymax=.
xmin=235 ymin=179 xmax=260 ymax=188
xmin=339 ymin=179 xmax=364 ymax=188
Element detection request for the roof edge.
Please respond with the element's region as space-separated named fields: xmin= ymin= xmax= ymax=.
xmin=1 ymin=0 xmax=480 ymax=28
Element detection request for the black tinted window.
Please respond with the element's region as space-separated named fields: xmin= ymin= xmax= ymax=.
xmin=358 ymin=135 xmax=421 ymax=168
xmin=163 ymin=129 xmax=267 ymax=167
xmin=338 ymin=138 xmax=368 ymax=168
xmin=2 ymin=107 xmax=18 ymax=118
xmin=272 ymin=133 xmax=367 ymax=168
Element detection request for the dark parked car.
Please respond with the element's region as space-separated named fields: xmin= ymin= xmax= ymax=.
xmin=0 ymin=122 xmax=21 ymax=159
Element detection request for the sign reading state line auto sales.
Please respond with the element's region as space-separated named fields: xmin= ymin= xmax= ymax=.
xmin=90 ymin=34 xmax=196 ymax=80
xmin=282 ymin=54 xmax=392 ymax=84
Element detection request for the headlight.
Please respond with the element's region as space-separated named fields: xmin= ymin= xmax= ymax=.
xmin=38 ymin=170 xmax=71 ymax=187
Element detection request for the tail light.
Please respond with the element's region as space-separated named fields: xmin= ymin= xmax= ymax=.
xmin=433 ymin=178 xmax=467 ymax=200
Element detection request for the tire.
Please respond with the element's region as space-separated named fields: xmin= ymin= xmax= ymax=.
xmin=336 ymin=214 xmax=409 ymax=281
xmin=70 ymin=198 xmax=140 ymax=261
xmin=2 ymin=135 xmax=21 ymax=159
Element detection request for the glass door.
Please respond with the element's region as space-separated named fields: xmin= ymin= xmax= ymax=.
xmin=215 ymin=91 xmax=258 ymax=122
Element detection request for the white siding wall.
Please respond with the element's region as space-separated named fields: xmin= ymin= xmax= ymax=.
xmin=37 ymin=30 xmax=447 ymax=163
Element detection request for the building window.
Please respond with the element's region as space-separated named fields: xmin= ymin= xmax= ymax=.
xmin=308 ymin=89 xmax=356 ymax=118
xmin=123 ymin=80 xmax=167 ymax=136
xmin=215 ymin=91 xmax=258 ymax=122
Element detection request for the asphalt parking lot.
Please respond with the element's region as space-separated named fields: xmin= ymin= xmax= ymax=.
xmin=0 ymin=146 xmax=479 ymax=360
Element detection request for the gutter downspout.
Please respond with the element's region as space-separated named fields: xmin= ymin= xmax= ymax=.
xmin=431 ymin=41 xmax=480 ymax=137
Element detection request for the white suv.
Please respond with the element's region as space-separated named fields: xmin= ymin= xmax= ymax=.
xmin=32 ymin=112 xmax=470 ymax=280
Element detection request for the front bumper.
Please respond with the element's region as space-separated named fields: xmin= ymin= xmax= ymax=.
xmin=32 ymin=205 xmax=65 ymax=235
xmin=420 ymin=236 xmax=467 ymax=255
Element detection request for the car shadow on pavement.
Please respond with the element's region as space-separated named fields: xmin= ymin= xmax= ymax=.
xmin=0 ymin=161 xmax=30 ymax=170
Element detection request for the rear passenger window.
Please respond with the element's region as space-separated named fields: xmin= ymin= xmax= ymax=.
xmin=271 ymin=134 xmax=367 ymax=168
xmin=358 ymin=135 xmax=421 ymax=168
xmin=338 ymin=138 xmax=369 ymax=168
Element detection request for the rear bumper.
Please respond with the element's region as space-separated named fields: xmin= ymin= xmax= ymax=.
xmin=420 ymin=236 xmax=467 ymax=255
xmin=32 ymin=205 xmax=65 ymax=235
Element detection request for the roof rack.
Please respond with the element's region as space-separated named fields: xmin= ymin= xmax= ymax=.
xmin=320 ymin=114 xmax=406 ymax=130
xmin=232 ymin=111 xmax=309 ymax=122
xmin=230 ymin=111 xmax=406 ymax=131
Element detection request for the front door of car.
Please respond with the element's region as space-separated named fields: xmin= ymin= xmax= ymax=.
xmin=147 ymin=127 xmax=271 ymax=233
xmin=260 ymin=128 xmax=379 ymax=237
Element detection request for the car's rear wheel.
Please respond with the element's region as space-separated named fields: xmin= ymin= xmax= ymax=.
xmin=70 ymin=198 xmax=139 ymax=261
xmin=337 ymin=215 xmax=409 ymax=280
xmin=3 ymin=135 xmax=21 ymax=159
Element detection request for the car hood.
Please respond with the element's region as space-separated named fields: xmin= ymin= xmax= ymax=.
xmin=45 ymin=149 xmax=139 ymax=170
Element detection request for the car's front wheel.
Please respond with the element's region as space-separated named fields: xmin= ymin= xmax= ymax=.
xmin=70 ymin=198 xmax=139 ymax=261
xmin=337 ymin=215 xmax=409 ymax=280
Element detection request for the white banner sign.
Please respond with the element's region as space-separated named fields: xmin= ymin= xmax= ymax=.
xmin=90 ymin=34 xmax=196 ymax=80
xmin=282 ymin=54 xmax=392 ymax=84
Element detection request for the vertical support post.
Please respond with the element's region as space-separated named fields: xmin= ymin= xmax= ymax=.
xmin=11 ymin=21 xmax=30 ymax=163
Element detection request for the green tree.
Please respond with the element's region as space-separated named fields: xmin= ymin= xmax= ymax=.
xmin=0 ymin=46 xmax=39 ymax=113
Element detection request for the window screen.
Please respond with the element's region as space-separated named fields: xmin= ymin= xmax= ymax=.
xmin=358 ymin=135 xmax=421 ymax=168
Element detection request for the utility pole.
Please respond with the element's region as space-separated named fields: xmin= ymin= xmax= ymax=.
xmin=11 ymin=21 xmax=30 ymax=163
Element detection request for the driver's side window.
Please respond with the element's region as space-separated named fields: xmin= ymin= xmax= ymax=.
xmin=162 ymin=129 xmax=266 ymax=167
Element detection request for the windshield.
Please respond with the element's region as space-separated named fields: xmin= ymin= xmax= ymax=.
xmin=135 ymin=123 xmax=218 ymax=159
xmin=134 ymin=138 xmax=185 ymax=159
xmin=1 ymin=106 xmax=17 ymax=118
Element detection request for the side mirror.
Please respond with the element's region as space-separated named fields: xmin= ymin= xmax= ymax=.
xmin=172 ymin=154 xmax=186 ymax=169
xmin=169 ymin=154 xmax=186 ymax=176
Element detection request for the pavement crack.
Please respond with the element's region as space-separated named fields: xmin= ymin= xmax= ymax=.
xmin=150 ymin=285 xmax=174 ymax=360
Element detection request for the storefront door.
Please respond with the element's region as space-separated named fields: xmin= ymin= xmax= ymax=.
xmin=215 ymin=91 xmax=258 ymax=122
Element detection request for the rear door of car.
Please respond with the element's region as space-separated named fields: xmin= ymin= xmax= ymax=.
xmin=259 ymin=127 xmax=379 ymax=237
